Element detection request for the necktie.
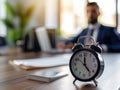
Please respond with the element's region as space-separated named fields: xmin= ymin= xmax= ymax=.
xmin=89 ymin=29 xmax=95 ymax=36
xmin=84 ymin=29 xmax=95 ymax=44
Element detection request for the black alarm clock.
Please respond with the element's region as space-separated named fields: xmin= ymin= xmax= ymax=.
xmin=69 ymin=36 xmax=104 ymax=86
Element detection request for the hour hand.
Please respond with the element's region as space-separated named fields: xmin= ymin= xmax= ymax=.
xmin=83 ymin=56 xmax=86 ymax=64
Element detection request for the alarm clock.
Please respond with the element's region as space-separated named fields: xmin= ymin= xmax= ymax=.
xmin=69 ymin=36 xmax=104 ymax=86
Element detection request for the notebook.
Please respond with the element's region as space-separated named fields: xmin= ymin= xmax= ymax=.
xmin=10 ymin=54 xmax=71 ymax=70
xmin=27 ymin=70 xmax=68 ymax=82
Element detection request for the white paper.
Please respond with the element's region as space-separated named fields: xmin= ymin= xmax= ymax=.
xmin=13 ymin=54 xmax=72 ymax=67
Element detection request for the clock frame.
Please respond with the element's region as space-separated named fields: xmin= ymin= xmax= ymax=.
xmin=69 ymin=48 xmax=104 ymax=86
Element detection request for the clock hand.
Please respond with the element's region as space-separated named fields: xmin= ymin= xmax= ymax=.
xmin=79 ymin=59 xmax=90 ymax=73
xmin=84 ymin=65 xmax=90 ymax=73
xmin=83 ymin=55 xmax=90 ymax=73
xmin=79 ymin=60 xmax=84 ymax=65
xmin=83 ymin=54 xmax=86 ymax=64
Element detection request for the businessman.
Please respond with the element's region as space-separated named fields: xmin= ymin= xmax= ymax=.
xmin=57 ymin=2 xmax=120 ymax=52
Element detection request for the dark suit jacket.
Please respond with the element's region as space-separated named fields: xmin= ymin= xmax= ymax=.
xmin=65 ymin=24 xmax=120 ymax=52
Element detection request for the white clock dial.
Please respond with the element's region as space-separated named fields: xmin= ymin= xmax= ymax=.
xmin=71 ymin=50 xmax=99 ymax=80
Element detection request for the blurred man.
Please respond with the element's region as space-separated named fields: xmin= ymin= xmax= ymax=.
xmin=57 ymin=2 xmax=120 ymax=52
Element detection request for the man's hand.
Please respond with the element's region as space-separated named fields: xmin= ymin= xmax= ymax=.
xmin=57 ymin=42 xmax=74 ymax=50
xmin=57 ymin=42 xmax=65 ymax=50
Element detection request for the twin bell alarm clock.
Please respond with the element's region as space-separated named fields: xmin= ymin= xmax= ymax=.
xmin=69 ymin=36 xmax=104 ymax=86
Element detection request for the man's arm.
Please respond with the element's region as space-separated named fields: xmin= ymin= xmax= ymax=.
xmin=57 ymin=29 xmax=87 ymax=50
xmin=105 ymin=28 xmax=120 ymax=52
xmin=65 ymin=29 xmax=87 ymax=45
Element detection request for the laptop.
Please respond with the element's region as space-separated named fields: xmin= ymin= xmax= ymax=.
xmin=35 ymin=27 xmax=71 ymax=54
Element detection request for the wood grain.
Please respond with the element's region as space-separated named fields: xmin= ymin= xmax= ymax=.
xmin=0 ymin=48 xmax=120 ymax=90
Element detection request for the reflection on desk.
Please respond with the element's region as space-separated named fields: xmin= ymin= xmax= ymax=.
xmin=0 ymin=52 xmax=120 ymax=90
xmin=76 ymin=84 xmax=98 ymax=90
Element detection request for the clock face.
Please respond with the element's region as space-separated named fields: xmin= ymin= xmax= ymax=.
xmin=70 ymin=49 xmax=101 ymax=81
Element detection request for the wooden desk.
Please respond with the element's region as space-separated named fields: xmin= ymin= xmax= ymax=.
xmin=0 ymin=50 xmax=120 ymax=90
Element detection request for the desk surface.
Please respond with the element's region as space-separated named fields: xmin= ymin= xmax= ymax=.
xmin=0 ymin=49 xmax=120 ymax=90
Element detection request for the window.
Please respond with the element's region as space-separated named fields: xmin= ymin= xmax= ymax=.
xmin=60 ymin=0 xmax=118 ymax=38
xmin=60 ymin=0 xmax=87 ymax=38
xmin=0 ymin=0 xmax=7 ymax=37
xmin=89 ymin=0 xmax=116 ymax=27
xmin=118 ymin=0 xmax=120 ymax=32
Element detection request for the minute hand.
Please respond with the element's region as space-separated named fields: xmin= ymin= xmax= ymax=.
xmin=84 ymin=64 xmax=90 ymax=73
xmin=83 ymin=57 xmax=90 ymax=73
xmin=84 ymin=57 xmax=86 ymax=64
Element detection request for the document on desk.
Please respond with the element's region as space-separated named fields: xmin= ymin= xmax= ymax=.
xmin=27 ymin=70 xmax=68 ymax=82
xmin=10 ymin=54 xmax=71 ymax=70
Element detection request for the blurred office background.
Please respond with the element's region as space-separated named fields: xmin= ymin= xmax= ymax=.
xmin=0 ymin=0 xmax=120 ymax=51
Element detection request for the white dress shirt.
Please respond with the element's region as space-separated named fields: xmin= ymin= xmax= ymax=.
xmin=87 ymin=23 xmax=100 ymax=41
xmin=87 ymin=23 xmax=108 ymax=51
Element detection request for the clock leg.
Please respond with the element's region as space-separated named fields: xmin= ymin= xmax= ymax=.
xmin=93 ymin=79 xmax=98 ymax=87
xmin=73 ymin=79 xmax=77 ymax=85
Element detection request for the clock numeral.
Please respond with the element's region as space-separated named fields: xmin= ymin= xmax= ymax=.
xmin=89 ymin=54 xmax=91 ymax=57
xmin=79 ymin=54 xmax=82 ymax=57
xmin=93 ymin=58 xmax=95 ymax=62
xmin=84 ymin=53 xmax=87 ymax=57
xmin=75 ymin=58 xmax=79 ymax=61
xmin=83 ymin=74 xmax=86 ymax=77
xmin=74 ymin=68 xmax=77 ymax=71
xmin=92 ymin=70 xmax=95 ymax=73
xmin=79 ymin=72 xmax=81 ymax=75
xmin=94 ymin=64 xmax=97 ymax=68
xmin=74 ymin=62 xmax=76 ymax=66
xmin=88 ymin=73 xmax=91 ymax=77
